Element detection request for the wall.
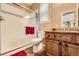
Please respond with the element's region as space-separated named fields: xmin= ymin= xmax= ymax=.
xmin=51 ymin=3 xmax=77 ymax=28
xmin=40 ymin=3 xmax=78 ymax=31
xmin=40 ymin=4 xmax=52 ymax=31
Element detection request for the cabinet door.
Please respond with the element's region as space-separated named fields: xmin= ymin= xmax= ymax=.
xmin=45 ymin=39 xmax=52 ymax=55
xmin=62 ymin=43 xmax=69 ymax=56
xmin=76 ymin=34 xmax=79 ymax=44
xmin=46 ymin=39 xmax=60 ymax=56
xmin=62 ymin=43 xmax=79 ymax=56
xmin=68 ymin=44 xmax=79 ymax=56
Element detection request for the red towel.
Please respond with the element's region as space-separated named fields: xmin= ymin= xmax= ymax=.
xmin=25 ymin=26 xmax=35 ymax=35
xmin=11 ymin=50 xmax=27 ymax=56
xmin=25 ymin=26 xmax=31 ymax=34
xmin=31 ymin=27 xmax=35 ymax=34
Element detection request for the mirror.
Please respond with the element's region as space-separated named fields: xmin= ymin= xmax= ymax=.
xmin=61 ymin=10 xmax=75 ymax=28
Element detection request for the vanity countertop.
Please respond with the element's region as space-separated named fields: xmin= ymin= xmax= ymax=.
xmin=45 ymin=30 xmax=79 ymax=34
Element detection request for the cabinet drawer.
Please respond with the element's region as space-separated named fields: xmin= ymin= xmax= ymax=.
xmin=55 ymin=33 xmax=72 ymax=42
xmin=55 ymin=33 xmax=62 ymax=40
xmin=45 ymin=33 xmax=54 ymax=39
xmin=62 ymin=34 xmax=72 ymax=42
xmin=76 ymin=34 xmax=79 ymax=44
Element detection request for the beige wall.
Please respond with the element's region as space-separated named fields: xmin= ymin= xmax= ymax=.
xmin=41 ymin=3 xmax=78 ymax=31
xmin=51 ymin=3 xmax=77 ymax=28
xmin=40 ymin=4 xmax=52 ymax=31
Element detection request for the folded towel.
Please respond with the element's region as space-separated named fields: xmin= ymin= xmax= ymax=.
xmin=31 ymin=27 xmax=35 ymax=34
xmin=25 ymin=26 xmax=31 ymax=34
xmin=25 ymin=26 xmax=35 ymax=35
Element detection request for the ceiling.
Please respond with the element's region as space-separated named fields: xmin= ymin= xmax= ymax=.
xmin=26 ymin=3 xmax=34 ymax=6
xmin=52 ymin=3 xmax=62 ymax=8
xmin=16 ymin=3 xmax=40 ymax=13
xmin=16 ymin=3 xmax=33 ymax=9
xmin=15 ymin=3 xmax=39 ymax=12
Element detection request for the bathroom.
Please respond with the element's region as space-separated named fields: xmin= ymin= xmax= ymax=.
xmin=0 ymin=3 xmax=79 ymax=56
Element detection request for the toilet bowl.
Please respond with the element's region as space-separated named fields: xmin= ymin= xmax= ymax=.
xmin=32 ymin=38 xmax=43 ymax=53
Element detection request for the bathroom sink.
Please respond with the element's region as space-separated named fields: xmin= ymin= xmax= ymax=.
xmin=31 ymin=38 xmax=43 ymax=44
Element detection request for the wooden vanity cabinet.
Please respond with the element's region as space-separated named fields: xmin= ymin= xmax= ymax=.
xmin=45 ymin=31 xmax=79 ymax=56
xmin=46 ymin=39 xmax=60 ymax=56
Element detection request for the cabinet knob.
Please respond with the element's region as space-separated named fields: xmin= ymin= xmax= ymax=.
xmin=48 ymin=35 xmax=50 ymax=37
xmin=59 ymin=43 xmax=62 ymax=45
xmin=65 ymin=44 xmax=68 ymax=47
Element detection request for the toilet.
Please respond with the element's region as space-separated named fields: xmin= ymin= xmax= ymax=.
xmin=32 ymin=31 xmax=45 ymax=56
